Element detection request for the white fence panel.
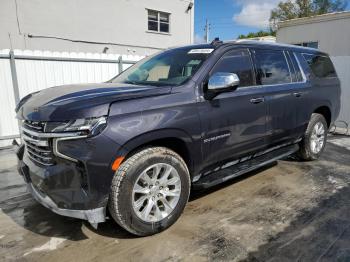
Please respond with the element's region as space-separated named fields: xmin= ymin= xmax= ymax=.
xmin=0 ymin=50 xmax=18 ymax=147
xmin=0 ymin=49 xmax=143 ymax=147
xmin=331 ymin=56 xmax=350 ymax=125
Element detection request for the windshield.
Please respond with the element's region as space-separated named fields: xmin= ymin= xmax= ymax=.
xmin=111 ymin=47 xmax=213 ymax=86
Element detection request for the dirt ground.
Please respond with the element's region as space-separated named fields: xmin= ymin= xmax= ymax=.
xmin=1 ymin=136 xmax=350 ymax=262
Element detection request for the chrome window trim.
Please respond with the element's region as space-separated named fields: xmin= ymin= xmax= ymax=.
xmin=283 ymin=50 xmax=293 ymax=84
xmin=294 ymin=53 xmax=307 ymax=82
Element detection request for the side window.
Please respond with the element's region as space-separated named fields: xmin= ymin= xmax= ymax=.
xmin=253 ymin=49 xmax=291 ymax=85
xmin=210 ymin=49 xmax=255 ymax=87
xmin=286 ymin=51 xmax=303 ymax=82
xmin=302 ymin=54 xmax=336 ymax=78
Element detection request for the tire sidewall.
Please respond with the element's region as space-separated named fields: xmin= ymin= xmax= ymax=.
xmin=304 ymin=114 xmax=328 ymax=160
xmin=113 ymin=149 xmax=190 ymax=236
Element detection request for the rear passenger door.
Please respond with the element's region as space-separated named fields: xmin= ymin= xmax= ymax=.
xmin=251 ymin=48 xmax=302 ymax=146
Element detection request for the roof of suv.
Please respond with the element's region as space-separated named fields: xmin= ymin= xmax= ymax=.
xmin=175 ymin=40 xmax=326 ymax=56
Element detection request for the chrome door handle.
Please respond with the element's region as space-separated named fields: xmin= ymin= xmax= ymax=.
xmin=250 ymin=97 xmax=265 ymax=104
xmin=293 ymin=92 xmax=302 ymax=97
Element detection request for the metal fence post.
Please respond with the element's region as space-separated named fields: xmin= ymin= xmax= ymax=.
xmin=9 ymin=50 xmax=21 ymax=138
xmin=118 ymin=55 xmax=123 ymax=74
xmin=9 ymin=50 xmax=20 ymax=105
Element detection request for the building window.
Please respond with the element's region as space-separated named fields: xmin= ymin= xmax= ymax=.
xmin=148 ymin=10 xmax=170 ymax=33
xmin=294 ymin=42 xmax=319 ymax=49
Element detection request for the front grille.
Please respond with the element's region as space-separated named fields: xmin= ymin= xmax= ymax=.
xmin=22 ymin=121 xmax=55 ymax=166
xmin=23 ymin=121 xmax=46 ymax=132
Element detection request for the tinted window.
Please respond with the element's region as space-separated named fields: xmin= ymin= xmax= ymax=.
xmin=211 ymin=49 xmax=254 ymax=87
xmin=302 ymin=54 xmax=336 ymax=78
xmin=254 ymin=50 xmax=291 ymax=85
xmin=287 ymin=51 xmax=303 ymax=82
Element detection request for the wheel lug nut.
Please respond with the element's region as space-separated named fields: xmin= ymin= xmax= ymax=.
xmin=155 ymin=181 xmax=159 ymax=185
xmin=157 ymin=193 xmax=161 ymax=197
xmin=159 ymin=186 xmax=163 ymax=190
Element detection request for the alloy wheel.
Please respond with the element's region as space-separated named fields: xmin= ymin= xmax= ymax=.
xmin=132 ymin=163 xmax=181 ymax=223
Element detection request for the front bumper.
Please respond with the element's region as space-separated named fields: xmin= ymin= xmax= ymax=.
xmin=16 ymin=129 xmax=124 ymax=224
xmin=27 ymin=180 xmax=106 ymax=224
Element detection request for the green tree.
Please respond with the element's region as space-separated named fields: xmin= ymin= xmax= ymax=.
xmin=313 ymin=0 xmax=348 ymax=14
xmin=237 ymin=30 xmax=276 ymax=40
xmin=270 ymin=0 xmax=348 ymax=29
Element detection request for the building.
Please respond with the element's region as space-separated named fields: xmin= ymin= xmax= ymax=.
xmin=0 ymin=0 xmax=194 ymax=55
xmin=277 ymin=11 xmax=350 ymax=125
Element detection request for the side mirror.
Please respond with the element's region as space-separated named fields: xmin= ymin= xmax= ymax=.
xmin=208 ymin=72 xmax=240 ymax=92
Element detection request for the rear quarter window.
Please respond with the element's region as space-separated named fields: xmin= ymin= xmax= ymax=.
xmin=302 ymin=54 xmax=337 ymax=78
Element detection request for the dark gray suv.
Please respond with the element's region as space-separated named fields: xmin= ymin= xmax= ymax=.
xmin=16 ymin=40 xmax=341 ymax=236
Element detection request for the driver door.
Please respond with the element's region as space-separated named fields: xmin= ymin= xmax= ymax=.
xmin=198 ymin=49 xmax=268 ymax=168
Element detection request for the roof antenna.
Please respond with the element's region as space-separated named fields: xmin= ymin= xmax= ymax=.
xmin=211 ymin=37 xmax=223 ymax=46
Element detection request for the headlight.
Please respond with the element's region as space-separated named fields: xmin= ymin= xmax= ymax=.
xmin=45 ymin=116 xmax=107 ymax=136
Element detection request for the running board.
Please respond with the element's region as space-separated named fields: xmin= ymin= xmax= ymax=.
xmin=193 ymin=144 xmax=299 ymax=189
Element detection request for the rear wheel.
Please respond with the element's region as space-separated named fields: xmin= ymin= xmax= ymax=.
xmin=108 ymin=147 xmax=190 ymax=236
xmin=298 ymin=113 xmax=328 ymax=161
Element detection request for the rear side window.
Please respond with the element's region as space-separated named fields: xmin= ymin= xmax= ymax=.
xmin=302 ymin=54 xmax=336 ymax=78
xmin=286 ymin=51 xmax=304 ymax=82
xmin=210 ymin=49 xmax=255 ymax=87
xmin=253 ymin=49 xmax=291 ymax=85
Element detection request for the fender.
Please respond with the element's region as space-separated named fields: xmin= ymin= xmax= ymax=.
xmin=113 ymin=128 xmax=201 ymax=175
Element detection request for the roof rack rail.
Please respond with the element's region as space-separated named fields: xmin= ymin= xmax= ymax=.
xmin=211 ymin=37 xmax=223 ymax=46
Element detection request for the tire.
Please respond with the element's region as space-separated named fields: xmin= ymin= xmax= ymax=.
xmin=108 ymin=146 xmax=190 ymax=236
xmin=298 ymin=113 xmax=328 ymax=161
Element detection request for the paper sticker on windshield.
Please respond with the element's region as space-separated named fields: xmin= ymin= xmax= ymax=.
xmin=188 ymin=49 xmax=214 ymax=54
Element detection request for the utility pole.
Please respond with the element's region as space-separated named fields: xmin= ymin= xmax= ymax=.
xmin=204 ymin=19 xmax=210 ymax=43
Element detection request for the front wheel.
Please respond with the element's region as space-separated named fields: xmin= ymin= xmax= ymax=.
xmin=108 ymin=147 xmax=190 ymax=236
xmin=298 ymin=113 xmax=328 ymax=161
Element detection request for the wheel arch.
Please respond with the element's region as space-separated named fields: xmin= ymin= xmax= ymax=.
xmin=117 ymin=129 xmax=197 ymax=175
xmin=313 ymin=105 xmax=332 ymax=128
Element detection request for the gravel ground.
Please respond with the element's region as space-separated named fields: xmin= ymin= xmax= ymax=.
xmin=0 ymin=135 xmax=350 ymax=262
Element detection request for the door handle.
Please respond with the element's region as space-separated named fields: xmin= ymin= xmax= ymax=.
xmin=293 ymin=92 xmax=302 ymax=98
xmin=250 ymin=97 xmax=265 ymax=104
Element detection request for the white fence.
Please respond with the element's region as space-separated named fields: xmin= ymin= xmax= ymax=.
xmin=331 ymin=56 xmax=350 ymax=129
xmin=0 ymin=49 xmax=143 ymax=147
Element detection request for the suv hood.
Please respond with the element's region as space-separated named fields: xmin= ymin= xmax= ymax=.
xmin=17 ymin=83 xmax=171 ymax=121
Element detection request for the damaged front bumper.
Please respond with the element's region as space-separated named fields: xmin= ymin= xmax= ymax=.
xmin=16 ymin=127 xmax=123 ymax=227
xmin=26 ymin=181 xmax=106 ymax=225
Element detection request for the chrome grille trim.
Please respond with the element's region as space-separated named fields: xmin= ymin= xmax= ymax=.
xmin=22 ymin=125 xmax=82 ymax=138
xmin=23 ymin=121 xmax=45 ymax=131
xmin=21 ymin=121 xmax=83 ymax=166
xmin=27 ymin=154 xmax=54 ymax=166
xmin=21 ymin=133 xmax=49 ymax=147
xmin=25 ymin=142 xmax=51 ymax=154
